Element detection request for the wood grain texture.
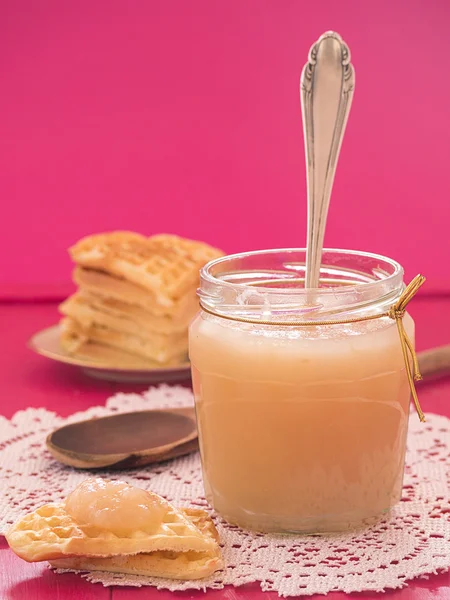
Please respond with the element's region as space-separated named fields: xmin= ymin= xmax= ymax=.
xmin=112 ymin=574 xmax=450 ymax=600
xmin=0 ymin=537 xmax=111 ymax=600
xmin=418 ymin=345 xmax=450 ymax=379
xmin=46 ymin=407 xmax=198 ymax=469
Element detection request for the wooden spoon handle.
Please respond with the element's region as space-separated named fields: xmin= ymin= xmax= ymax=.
xmin=418 ymin=345 xmax=450 ymax=379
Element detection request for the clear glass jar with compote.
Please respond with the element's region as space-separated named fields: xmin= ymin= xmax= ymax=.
xmin=189 ymin=248 xmax=414 ymax=533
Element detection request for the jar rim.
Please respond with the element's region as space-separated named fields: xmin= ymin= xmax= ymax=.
xmin=201 ymin=247 xmax=403 ymax=294
xmin=198 ymin=248 xmax=404 ymax=322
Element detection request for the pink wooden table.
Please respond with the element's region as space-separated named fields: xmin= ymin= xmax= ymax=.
xmin=0 ymin=297 xmax=449 ymax=599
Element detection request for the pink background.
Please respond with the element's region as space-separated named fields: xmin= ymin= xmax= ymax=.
xmin=1 ymin=0 xmax=449 ymax=293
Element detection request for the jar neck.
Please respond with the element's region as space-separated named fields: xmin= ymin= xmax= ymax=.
xmin=198 ymin=248 xmax=404 ymax=324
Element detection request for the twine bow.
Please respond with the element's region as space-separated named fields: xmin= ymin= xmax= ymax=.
xmin=200 ymin=274 xmax=427 ymax=422
xmin=388 ymin=274 xmax=426 ymax=422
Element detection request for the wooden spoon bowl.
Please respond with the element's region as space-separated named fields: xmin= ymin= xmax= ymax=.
xmin=46 ymin=407 xmax=198 ymax=469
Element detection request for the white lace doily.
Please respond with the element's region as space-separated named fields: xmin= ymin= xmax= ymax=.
xmin=0 ymin=385 xmax=449 ymax=597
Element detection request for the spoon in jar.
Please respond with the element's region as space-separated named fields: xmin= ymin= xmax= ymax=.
xmin=300 ymin=31 xmax=355 ymax=289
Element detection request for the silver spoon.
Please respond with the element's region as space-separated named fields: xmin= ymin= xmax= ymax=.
xmin=300 ymin=31 xmax=355 ymax=289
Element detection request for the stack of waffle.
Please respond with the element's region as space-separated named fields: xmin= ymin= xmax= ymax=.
xmin=59 ymin=232 xmax=223 ymax=365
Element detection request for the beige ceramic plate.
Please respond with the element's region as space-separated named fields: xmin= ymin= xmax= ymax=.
xmin=29 ymin=325 xmax=191 ymax=383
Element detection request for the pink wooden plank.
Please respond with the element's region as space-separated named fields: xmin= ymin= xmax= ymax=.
xmin=0 ymin=298 xmax=449 ymax=598
xmin=0 ymin=282 xmax=74 ymax=303
xmin=112 ymin=574 xmax=450 ymax=600
xmin=0 ymin=296 xmax=449 ymax=419
xmin=0 ymin=303 xmax=190 ymax=419
xmin=0 ymin=537 xmax=110 ymax=599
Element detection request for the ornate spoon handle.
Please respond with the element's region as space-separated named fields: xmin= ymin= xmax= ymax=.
xmin=300 ymin=31 xmax=355 ymax=289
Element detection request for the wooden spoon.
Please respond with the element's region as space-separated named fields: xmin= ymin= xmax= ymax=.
xmin=46 ymin=407 xmax=198 ymax=469
xmin=418 ymin=344 xmax=450 ymax=380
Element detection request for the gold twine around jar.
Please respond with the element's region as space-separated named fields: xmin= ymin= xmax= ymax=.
xmin=200 ymin=274 xmax=426 ymax=422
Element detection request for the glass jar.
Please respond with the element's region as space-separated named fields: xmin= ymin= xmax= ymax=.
xmin=189 ymin=248 xmax=414 ymax=533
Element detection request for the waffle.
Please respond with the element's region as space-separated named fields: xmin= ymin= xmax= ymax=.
xmin=73 ymin=267 xmax=199 ymax=320
xmin=69 ymin=232 xmax=223 ymax=306
xmin=60 ymin=292 xmax=189 ymax=335
xmin=49 ymin=509 xmax=223 ymax=580
xmin=62 ymin=232 xmax=223 ymax=365
xmin=61 ymin=317 xmax=188 ymax=364
xmin=59 ymin=337 xmax=185 ymax=369
xmin=6 ymin=503 xmax=218 ymax=563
